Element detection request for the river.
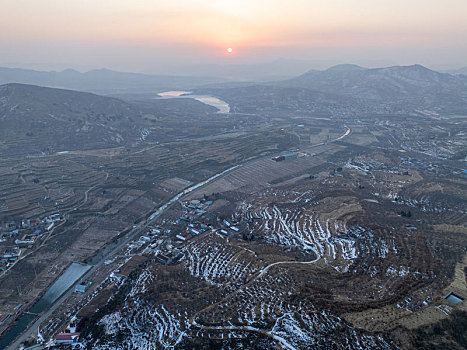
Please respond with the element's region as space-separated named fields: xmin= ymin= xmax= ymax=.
xmin=1 ymin=124 xmax=352 ymax=349
xmin=157 ymin=91 xmax=230 ymax=114
xmin=0 ymin=263 xmax=90 ymax=349
xmin=2 ymin=163 xmax=240 ymax=349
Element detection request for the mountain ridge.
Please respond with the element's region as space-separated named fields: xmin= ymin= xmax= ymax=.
xmin=0 ymin=67 xmax=224 ymax=95
xmin=0 ymin=83 xmax=145 ymax=157
xmin=278 ymin=64 xmax=467 ymax=102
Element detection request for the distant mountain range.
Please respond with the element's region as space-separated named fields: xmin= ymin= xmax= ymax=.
xmin=168 ymin=59 xmax=315 ymax=81
xmin=198 ymin=64 xmax=467 ymax=116
xmin=0 ymin=67 xmax=224 ymax=96
xmin=278 ymin=64 xmax=467 ymax=102
xmin=447 ymin=66 xmax=467 ymax=75
xmin=0 ymin=59 xmax=315 ymax=96
xmin=1 ymin=64 xmax=466 ymax=158
xmin=2 ymin=63 xmax=466 ymax=102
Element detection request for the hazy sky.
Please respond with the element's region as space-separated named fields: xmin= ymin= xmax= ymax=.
xmin=1 ymin=0 xmax=466 ymax=72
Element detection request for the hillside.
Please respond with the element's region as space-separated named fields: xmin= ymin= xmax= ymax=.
xmin=448 ymin=67 xmax=467 ymax=76
xmin=280 ymin=64 xmax=467 ymax=104
xmin=199 ymin=64 xmax=467 ymax=117
xmin=0 ymin=83 xmax=146 ymax=157
xmin=0 ymin=67 xmax=222 ymax=95
xmin=0 ymin=73 xmax=465 ymax=350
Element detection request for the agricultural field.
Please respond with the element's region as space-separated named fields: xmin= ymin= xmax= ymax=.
xmin=68 ymin=135 xmax=465 ymax=350
xmin=0 ymin=82 xmax=465 ymax=350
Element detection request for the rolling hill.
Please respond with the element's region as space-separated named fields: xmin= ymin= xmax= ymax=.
xmin=280 ymin=64 xmax=467 ymax=103
xmin=0 ymin=67 xmax=223 ymax=96
xmin=200 ymin=64 xmax=467 ymax=116
xmin=0 ymin=83 xmax=147 ymax=157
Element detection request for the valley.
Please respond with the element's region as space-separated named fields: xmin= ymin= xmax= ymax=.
xmin=0 ymin=64 xmax=466 ymax=350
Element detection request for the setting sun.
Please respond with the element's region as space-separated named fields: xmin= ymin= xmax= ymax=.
xmin=227 ymin=47 xmax=233 ymax=53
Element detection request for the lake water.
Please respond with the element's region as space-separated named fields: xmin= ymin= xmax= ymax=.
xmin=157 ymin=91 xmax=230 ymax=114
xmin=0 ymin=263 xmax=90 ymax=349
xmin=29 ymin=263 xmax=91 ymax=314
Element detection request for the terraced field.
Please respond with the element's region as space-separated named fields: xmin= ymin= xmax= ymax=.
xmin=186 ymin=155 xmax=324 ymax=199
xmin=1 ymin=83 xmax=465 ymax=349
xmin=0 ymin=126 xmax=301 ymax=345
xmin=184 ymin=234 xmax=259 ymax=287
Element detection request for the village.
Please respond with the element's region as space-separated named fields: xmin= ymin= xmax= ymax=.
xmin=124 ymin=198 xmax=242 ymax=267
xmin=0 ymin=213 xmax=62 ymax=274
xmin=0 ymin=96 xmax=464 ymax=349
xmin=11 ymin=139 xmax=465 ymax=349
xmin=15 ymin=195 xmax=249 ymax=348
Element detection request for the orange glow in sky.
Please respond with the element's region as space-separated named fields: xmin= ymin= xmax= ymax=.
xmin=1 ymin=0 xmax=466 ymax=70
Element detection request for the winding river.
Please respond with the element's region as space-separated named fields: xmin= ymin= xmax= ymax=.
xmin=1 ymin=123 xmax=352 ymax=349
xmin=157 ymin=91 xmax=230 ymax=114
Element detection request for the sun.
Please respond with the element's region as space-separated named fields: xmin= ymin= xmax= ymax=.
xmin=227 ymin=47 xmax=233 ymax=53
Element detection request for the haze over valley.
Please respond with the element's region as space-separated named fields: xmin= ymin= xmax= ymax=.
xmin=0 ymin=1 xmax=466 ymax=349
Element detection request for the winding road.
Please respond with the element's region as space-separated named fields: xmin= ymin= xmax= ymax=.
xmin=187 ymin=256 xmax=321 ymax=350
xmin=3 ymin=125 xmax=352 ymax=349
xmin=4 ymin=165 xmax=241 ymax=350
xmin=185 ymin=125 xmax=353 ymax=349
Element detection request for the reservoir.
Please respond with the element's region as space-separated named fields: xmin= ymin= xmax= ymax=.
xmin=29 ymin=263 xmax=91 ymax=314
xmin=0 ymin=262 xmax=90 ymax=349
xmin=157 ymin=91 xmax=230 ymax=114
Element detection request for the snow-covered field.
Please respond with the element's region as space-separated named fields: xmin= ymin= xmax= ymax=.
xmin=92 ymin=298 xmax=187 ymax=349
xmin=183 ymin=235 xmax=258 ymax=287
xmin=269 ymin=306 xmax=395 ymax=350
xmin=194 ymin=271 xmax=396 ymax=350
xmin=242 ymin=203 xmax=396 ymax=272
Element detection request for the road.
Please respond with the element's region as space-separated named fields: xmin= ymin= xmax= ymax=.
xmin=5 ymin=124 xmax=352 ymax=349
xmin=0 ymin=171 xmax=109 ymax=281
xmin=185 ymin=126 xmax=353 ymax=349
xmin=257 ymin=256 xmax=320 ymax=278
xmin=5 ymin=164 xmax=242 ymax=350
xmin=187 ymin=256 xmax=321 ymax=350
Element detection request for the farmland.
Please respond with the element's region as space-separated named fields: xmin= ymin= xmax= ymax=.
xmin=0 ymin=82 xmax=466 ymax=349
xmin=16 ymin=120 xmax=464 ymax=350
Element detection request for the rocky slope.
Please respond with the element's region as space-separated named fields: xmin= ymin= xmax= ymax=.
xmin=0 ymin=83 xmax=146 ymax=157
